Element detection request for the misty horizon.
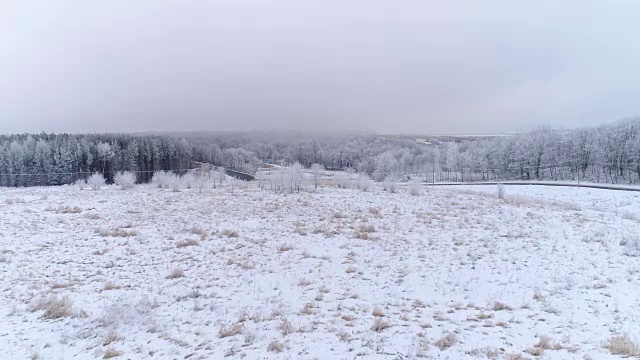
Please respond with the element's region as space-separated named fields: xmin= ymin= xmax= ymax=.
xmin=3 ymin=1 xmax=640 ymax=135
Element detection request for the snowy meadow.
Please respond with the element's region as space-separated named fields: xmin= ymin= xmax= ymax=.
xmin=1 ymin=179 xmax=640 ymax=359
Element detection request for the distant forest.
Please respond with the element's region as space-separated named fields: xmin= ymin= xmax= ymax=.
xmin=2 ymin=117 xmax=640 ymax=187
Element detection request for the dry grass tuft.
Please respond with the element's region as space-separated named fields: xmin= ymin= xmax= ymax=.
xmin=434 ymin=332 xmax=458 ymax=350
xmin=353 ymin=224 xmax=377 ymax=239
xmin=176 ymin=239 xmax=199 ymax=248
xmin=372 ymin=306 xmax=385 ymax=317
xmin=278 ymin=319 xmax=296 ymax=335
xmin=604 ymin=333 xmax=640 ymax=356
xmin=103 ymin=331 xmax=121 ymax=346
xmin=277 ymin=243 xmax=294 ymax=252
xmin=371 ymin=317 xmax=391 ymax=332
xmin=103 ymin=347 xmax=122 ymax=359
xmin=29 ymin=294 xmax=76 ymax=319
xmin=221 ymin=229 xmax=239 ymax=238
xmin=166 ymin=268 xmax=185 ymax=279
xmin=218 ymin=322 xmax=243 ymax=338
xmin=368 ymin=207 xmax=382 ymax=217
xmin=268 ymin=340 xmax=285 ymax=353
xmin=96 ymin=228 xmax=137 ymax=238
xmin=83 ymin=212 xmax=103 ymax=220
xmin=55 ymin=206 xmax=83 ymax=214
xmin=492 ymin=301 xmax=513 ymax=311
xmin=102 ymin=281 xmax=121 ymax=291
xmin=299 ymin=303 xmax=315 ymax=315
xmin=186 ymin=226 xmax=208 ymax=240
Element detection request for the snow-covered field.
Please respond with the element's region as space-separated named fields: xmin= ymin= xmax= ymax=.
xmin=1 ymin=182 xmax=639 ymax=359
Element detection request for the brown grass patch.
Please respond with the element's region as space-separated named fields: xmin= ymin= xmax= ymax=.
xmin=604 ymin=333 xmax=640 ymax=356
xmin=166 ymin=268 xmax=185 ymax=279
xmin=434 ymin=332 xmax=458 ymax=350
xmin=176 ymin=239 xmax=199 ymax=248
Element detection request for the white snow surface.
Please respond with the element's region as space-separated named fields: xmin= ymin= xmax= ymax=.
xmin=1 ymin=182 xmax=639 ymax=359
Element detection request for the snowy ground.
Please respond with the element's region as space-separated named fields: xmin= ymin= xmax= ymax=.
xmin=1 ymin=182 xmax=639 ymax=359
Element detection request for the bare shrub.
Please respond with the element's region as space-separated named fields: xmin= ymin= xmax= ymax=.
xmin=176 ymin=239 xmax=199 ymax=248
xmin=88 ymin=172 xmax=106 ymax=191
xmin=434 ymin=332 xmax=458 ymax=350
xmin=166 ymin=268 xmax=185 ymax=279
xmin=604 ymin=333 xmax=640 ymax=356
xmin=114 ymin=171 xmax=136 ymax=190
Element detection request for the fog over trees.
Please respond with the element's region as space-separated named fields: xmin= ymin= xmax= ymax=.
xmin=2 ymin=118 xmax=640 ymax=187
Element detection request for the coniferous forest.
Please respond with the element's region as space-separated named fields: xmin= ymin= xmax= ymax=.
xmin=2 ymin=117 xmax=640 ymax=187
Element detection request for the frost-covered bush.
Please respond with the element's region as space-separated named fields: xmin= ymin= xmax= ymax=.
xmin=195 ymin=173 xmax=209 ymax=193
xmin=355 ymin=173 xmax=371 ymax=192
xmin=409 ymin=179 xmax=422 ymax=196
xmin=497 ymin=183 xmax=505 ymax=199
xmin=151 ymin=171 xmax=171 ymax=189
xmin=287 ymin=162 xmax=305 ymax=192
xmin=215 ymin=167 xmax=226 ymax=188
xmin=75 ymin=178 xmax=87 ymax=189
xmin=383 ymin=175 xmax=398 ymax=193
xmin=168 ymin=173 xmax=181 ymax=192
xmin=114 ymin=171 xmax=136 ymax=190
xmin=310 ymin=163 xmax=324 ymax=190
xmin=335 ymin=171 xmax=351 ymax=189
xmin=181 ymin=172 xmax=197 ymax=189
xmin=620 ymin=234 xmax=640 ymax=257
xmin=87 ymin=172 xmax=106 ymax=191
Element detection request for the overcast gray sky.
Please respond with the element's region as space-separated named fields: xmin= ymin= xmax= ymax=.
xmin=2 ymin=1 xmax=640 ymax=135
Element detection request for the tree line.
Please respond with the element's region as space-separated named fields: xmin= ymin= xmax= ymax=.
xmin=2 ymin=117 xmax=640 ymax=188
xmin=0 ymin=133 xmax=255 ymax=187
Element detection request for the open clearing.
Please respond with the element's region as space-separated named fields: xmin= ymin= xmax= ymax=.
xmin=1 ymin=183 xmax=639 ymax=359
